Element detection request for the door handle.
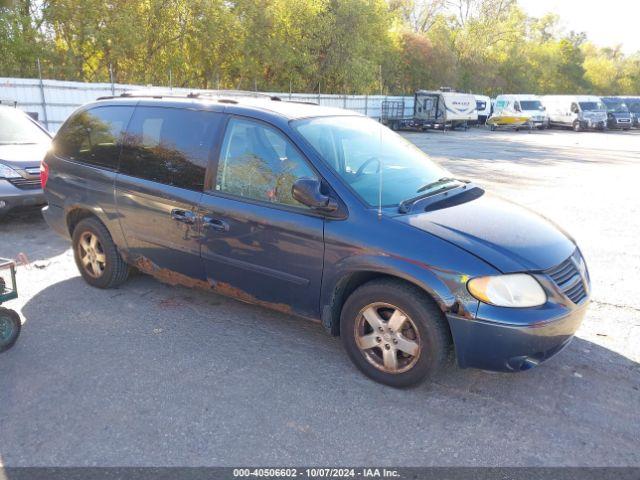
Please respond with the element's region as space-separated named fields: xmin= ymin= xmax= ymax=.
xmin=202 ymin=216 xmax=229 ymax=232
xmin=171 ymin=209 xmax=196 ymax=224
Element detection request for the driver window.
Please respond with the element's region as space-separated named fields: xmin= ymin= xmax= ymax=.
xmin=216 ymin=118 xmax=317 ymax=207
xmin=571 ymin=103 xmax=579 ymax=114
xmin=514 ymin=101 xmax=521 ymax=112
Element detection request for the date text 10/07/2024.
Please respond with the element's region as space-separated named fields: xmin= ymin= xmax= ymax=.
xmin=232 ymin=468 xmax=400 ymax=478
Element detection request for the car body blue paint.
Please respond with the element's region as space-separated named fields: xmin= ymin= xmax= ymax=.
xmin=42 ymin=96 xmax=590 ymax=372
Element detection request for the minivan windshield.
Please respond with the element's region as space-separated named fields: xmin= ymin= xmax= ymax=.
xmin=293 ymin=116 xmax=450 ymax=207
xmin=519 ymin=100 xmax=543 ymax=111
xmin=0 ymin=107 xmax=50 ymax=145
xmin=579 ymin=101 xmax=606 ymax=112
xmin=602 ymin=99 xmax=629 ymax=113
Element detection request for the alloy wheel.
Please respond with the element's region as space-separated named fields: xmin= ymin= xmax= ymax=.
xmin=354 ymin=302 xmax=421 ymax=374
xmin=78 ymin=231 xmax=106 ymax=278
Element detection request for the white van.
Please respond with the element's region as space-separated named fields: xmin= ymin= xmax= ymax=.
xmin=414 ymin=90 xmax=478 ymax=129
xmin=494 ymin=95 xmax=549 ymax=128
xmin=541 ymin=95 xmax=608 ymax=131
xmin=474 ymin=94 xmax=492 ymax=125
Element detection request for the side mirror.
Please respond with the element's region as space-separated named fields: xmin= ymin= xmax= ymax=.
xmin=292 ymin=178 xmax=338 ymax=212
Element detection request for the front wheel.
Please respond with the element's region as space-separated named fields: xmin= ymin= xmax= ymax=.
xmin=0 ymin=307 xmax=21 ymax=353
xmin=340 ymin=279 xmax=450 ymax=388
xmin=573 ymin=120 xmax=583 ymax=132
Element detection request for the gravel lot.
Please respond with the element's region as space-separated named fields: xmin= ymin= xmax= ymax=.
xmin=1 ymin=128 xmax=639 ymax=467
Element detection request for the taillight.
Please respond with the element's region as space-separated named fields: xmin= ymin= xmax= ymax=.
xmin=40 ymin=159 xmax=49 ymax=189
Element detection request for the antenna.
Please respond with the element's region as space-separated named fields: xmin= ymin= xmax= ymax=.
xmin=377 ymin=122 xmax=383 ymax=220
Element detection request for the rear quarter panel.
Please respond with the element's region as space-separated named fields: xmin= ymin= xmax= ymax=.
xmin=44 ymin=152 xmax=125 ymax=246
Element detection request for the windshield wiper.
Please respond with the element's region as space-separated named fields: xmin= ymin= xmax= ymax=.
xmin=416 ymin=177 xmax=460 ymax=193
xmin=398 ymin=178 xmax=470 ymax=214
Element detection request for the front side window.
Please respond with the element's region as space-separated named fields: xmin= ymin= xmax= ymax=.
xmin=215 ymin=118 xmax=317 ymax=207
xmin=120 ymin=107 xmax=220 ymax=191
xmin=54 ymin=106 xmax=133 ymax=169
xmin=0 ymin=107 xmax=50 ymax=145
xmin=293 ymin=116 xmax=449 ymax=207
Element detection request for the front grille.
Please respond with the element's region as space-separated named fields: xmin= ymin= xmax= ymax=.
xmin=8 ymin=177 xmax=41 ymax=190
xmin=545 ymin=251 xmax=588 ymax=304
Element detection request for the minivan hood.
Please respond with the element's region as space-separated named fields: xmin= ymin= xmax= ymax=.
xmin=0 ymin=143 xmax=50 ymax=168
xmin=395 ymin=192 xmax=575 ymax=273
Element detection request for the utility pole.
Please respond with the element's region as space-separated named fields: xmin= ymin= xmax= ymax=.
xmin=36 ymin=58 xmax=49 ymax=130
xmin=109 ymin=63 xmax=115 ymax=96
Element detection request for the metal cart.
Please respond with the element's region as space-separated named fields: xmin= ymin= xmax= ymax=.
xmin=0 ymin=258 xmax=21 ymax=353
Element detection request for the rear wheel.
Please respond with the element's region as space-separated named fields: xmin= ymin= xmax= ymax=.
xmin=340 ymin=279 xmax=450 ymax=388
xmin=72 ymin=217 xmax=130 ymax=288
xmin=0 ymin=307 xmax=21 ymax=353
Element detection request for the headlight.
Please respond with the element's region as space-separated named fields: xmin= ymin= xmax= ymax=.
xmin=467 ymin=274 xmax=546 ymax=308
xmin=0 ymin=163 xmax=21 ymax=179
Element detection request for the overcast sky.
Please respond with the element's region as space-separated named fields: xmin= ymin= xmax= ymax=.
xmin=519 ymin=0 xmax=640 ymax=54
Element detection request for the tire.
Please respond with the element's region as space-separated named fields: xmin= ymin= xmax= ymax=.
xmin=573 ymin=120 xmax=582 ymax=132
xmin=340 ymin=279 xmax=450 ymax=388
xmin=0 ymin=307 xmax=21 ymax=353
xmin=72 ymin=217 xmax=130 ymax=289
xmin=490 ymin=124 xmax=496 ymax=131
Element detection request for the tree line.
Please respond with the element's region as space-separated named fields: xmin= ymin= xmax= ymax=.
xmin=1 ymin=0 xmax=639 ymax=96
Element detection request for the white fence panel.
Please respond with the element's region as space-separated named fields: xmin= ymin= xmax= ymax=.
xmin=0 ymin=77 xmax=415 ymax=132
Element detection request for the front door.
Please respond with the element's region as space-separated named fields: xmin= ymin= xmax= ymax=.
xmin=115 ymin=105 xmax=223 ymax=280
xmin=197 ymin=116 xmax=324 ymax=318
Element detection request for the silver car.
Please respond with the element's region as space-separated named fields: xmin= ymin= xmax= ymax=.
xmin=0 ymin=106 xmax=51 ymax=219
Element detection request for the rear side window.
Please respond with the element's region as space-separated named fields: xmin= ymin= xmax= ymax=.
xmin=119 ymin=107 xmax=220 ymax=191
xmin=54 ymin=106 xmax=133 ymax=170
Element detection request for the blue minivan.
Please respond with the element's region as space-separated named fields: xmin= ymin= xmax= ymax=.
xmin=42 ymin=93 xmax=590 ymax=387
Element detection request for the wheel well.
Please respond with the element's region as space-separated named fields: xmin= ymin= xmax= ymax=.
xmin=66 ymin=208 xmax=99 ymax=236
xmin=326 ymin=272 xmax=448 ymax=337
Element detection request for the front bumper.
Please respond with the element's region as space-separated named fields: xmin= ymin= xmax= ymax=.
xmin=582 ymin=119 xmax=606 ymax=130
xmin=447 ymin=301 xmax=588 ymax=372
xmin=608 ymin=118 xmax=632 ymax=129
xmin=0 ymin=179 xmax=45 ymax=215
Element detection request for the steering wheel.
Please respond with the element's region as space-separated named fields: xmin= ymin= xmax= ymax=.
xmin=354 ymin=156 xmax=381 ymax=178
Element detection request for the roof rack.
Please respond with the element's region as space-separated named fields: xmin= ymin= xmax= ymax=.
xmin=97 ymin=89 xmax=282 ymax=102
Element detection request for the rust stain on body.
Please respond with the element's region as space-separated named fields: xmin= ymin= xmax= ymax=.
xmin=133 ymin=255 xmax=294 ymax=315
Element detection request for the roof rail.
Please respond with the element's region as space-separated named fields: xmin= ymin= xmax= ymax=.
xmin=97 ymin=88 xmax=284 ymax=102
xmin=95 ymin=89 xmax=324 ymax=108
